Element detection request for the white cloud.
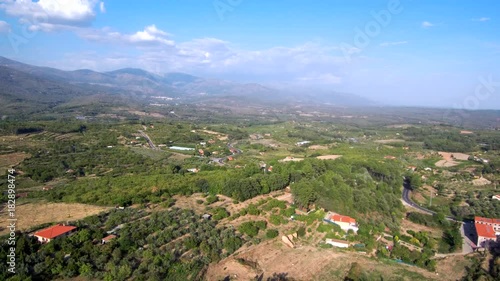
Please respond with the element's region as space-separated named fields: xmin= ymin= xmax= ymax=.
xmin=100 ymin=2 xmax=106 ymax=13
xmin=80 ymin=25 xmax=174 ymax=46
xmin=0 ymin=0 xmax=102 ymax=31
xmin=421 ymin=21 xmax=434 ymax=28
xmin=380 ymin=41 xmax=408 ymax=47
xmin=0 ymin=21 xmax=11 ymax=33
xmin=472 ymin=17 xmax=490 ymax=22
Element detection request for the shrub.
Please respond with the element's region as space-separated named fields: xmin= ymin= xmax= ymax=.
xmin=266 ymin=229 xmax=279 ymax=239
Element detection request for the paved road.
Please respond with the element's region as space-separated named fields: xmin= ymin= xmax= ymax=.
xmin=402 ymin=185 xmax=459 ymax=223
xmin=402 ymin=184 xmax=475 ymax=256
xmin=138 ymin=130 xmax=158 ymax=150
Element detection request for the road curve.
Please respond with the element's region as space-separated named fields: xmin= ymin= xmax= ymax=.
xmin=402 ymin=185 xmax=460 ymax=222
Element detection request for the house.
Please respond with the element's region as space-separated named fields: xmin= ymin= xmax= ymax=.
xmin=475 ymin=216 xmax=500 ymax=248
xmin=325 ymin=213 xmax=359 ymax=233
xmin=384 ymin=156 xmax=396 ymax=160
xmin=34 ymin=224 xmax=77 ymax=243
xmin=198 ymin=149 xmax=205 ymax=156
xmin=492 ymin=195 xmax=500 ymax=201
xmin=202 ymin=214 xmax=212 ymax=220
xmin=187 ymin=168 xmax=199 ymax=173
xmin=296 ymin=141 xmax=311 ymax=146
xmin=475 ymin=223 xmax=497 ymax=247
xmin=475 ymin=216 xmax=500 ymax=234
xmin=325 ymin=238 xmax=349 ymax=248
xmin=101 ymin=234 xmax=117 ymax=244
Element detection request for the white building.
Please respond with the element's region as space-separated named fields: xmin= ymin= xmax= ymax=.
xmin=325 ymin=238 xmax=349 ymax=248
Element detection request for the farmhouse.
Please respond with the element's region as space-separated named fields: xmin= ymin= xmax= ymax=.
xmin=101 ymin=234 xmax=117 ymax=244
xmin=475 ymin=216 xmax=500 ymax=234
xmin=324 ymin=212 xmax=359 ymax=233
xmin=474 ymin=216 xmax=500 ymax=247
xmin=325 ymin=238 xmax=349 ymax=248
xmin=34 ymin=224 xmax=77 ymax=243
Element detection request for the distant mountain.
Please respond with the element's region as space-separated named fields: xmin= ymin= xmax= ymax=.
xmin=0 ymin=56 xmax=375 ymax=116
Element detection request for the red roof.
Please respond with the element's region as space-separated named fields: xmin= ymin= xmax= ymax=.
xmin=475 ymin=223 xmax=496 ymax=238
xmin=102 ymin=234 xmax=117 ymax=242
xmin=34 ymin=225 xmax=76 ymax=239
xmin=330 ymin=214 xmax=356 ymax=224
xmin=475 ymin=216 xmax=500 ymax=225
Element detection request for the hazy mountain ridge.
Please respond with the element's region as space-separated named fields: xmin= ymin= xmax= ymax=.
xmin=0 ymin=56 xmax=375 ymax=114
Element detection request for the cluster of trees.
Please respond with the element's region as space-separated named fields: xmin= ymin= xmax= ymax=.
xmin=462 ymin=254 xmax=500 ymax=281
xmin=287 ymin=158 xmax=404 ymax=231
xmin=0 ymin=208 xmax=244 ymax=281
xmin=406 ymin=212 xmax=463 ymax=254
xmin=450 ymin=190 xmax=500 ymax=219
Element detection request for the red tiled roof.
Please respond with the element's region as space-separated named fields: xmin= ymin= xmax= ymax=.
xmin=475 ymin=223 xmax=496 ymax=238
xmin=34 ymin=225 xmax=76 ymax=239
xmin=102 ymin=234 xmax=117 ymax=242
xmin=330 ymin=214 xmax=356 ymax=224
xmin=475 ymin=216 xmax=500 ymax=225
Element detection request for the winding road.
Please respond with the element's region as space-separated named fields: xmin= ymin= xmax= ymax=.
xmin=402 ymin=184 xmax=475 ymax=255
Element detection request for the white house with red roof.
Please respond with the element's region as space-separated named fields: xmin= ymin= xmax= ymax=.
xmin=34 ymin=224 xmax=77 ymax=243
xmin=492 ymin=194 xmax=500 ymax=201
xmin=474 ymin=216 xmax=499 ymax=247
xmin=324 ymin=212 xmax=359 ymax=233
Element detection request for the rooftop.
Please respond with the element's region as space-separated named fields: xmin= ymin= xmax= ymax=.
xmin=475 ymin=216 xmax=500 ymax=225
xmin=102 ymin=234 xmax=117 ymax=242
xmin=475 ymin=223 xmax=497 ymax=238
xmin=330 ymin=214 xmax=356 ymax=224
xmin=34 ymin=224 xmax=76 ymax=239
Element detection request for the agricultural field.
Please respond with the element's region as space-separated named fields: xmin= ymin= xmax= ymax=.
xmin=0 ymin=111 xmax=499 ymax=280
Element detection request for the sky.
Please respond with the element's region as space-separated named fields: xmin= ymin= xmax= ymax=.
xmin=0 ymin=0 xmax=499 ymax=109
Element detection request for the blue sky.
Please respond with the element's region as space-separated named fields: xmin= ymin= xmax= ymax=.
xmin=0 ymin=0 xmax=499 ymax=108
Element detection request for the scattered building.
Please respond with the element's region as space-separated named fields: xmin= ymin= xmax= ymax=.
xmin=384 ymin=155 xmax=397 ymax=160
xmin=492 ymin=195 xmax=500 ymax=201
xmin=325 ymin=238 xmax=349 ymax=248
xmin=101 ymin=234 xmax=117 ymax=244
xmin=169 ymin=146 xmax=195 ymax=151
xmin=474 ymin=216 xmax=500 ymax=248
xmin=324 ymin=212 xmax=359 ymax=233
xmin=407 ymin=166 xmax=417 ymax=171
xmin=34 ymin=224 xmax=77 ymax=243
xmin=475 ymin=216 xmax=500 ymax=234
xmin=296 ymin=141 xmax=311 ymax=146
xmin=202 ymin=214 xmax=212 ymax=220
xmin=187 ymin=168 xmax=199 ymax=173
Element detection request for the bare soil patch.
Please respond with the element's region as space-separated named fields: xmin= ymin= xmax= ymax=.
xmin=308 ymin=145 xmax=328 ymax=150
xmin=435 ymin=159 xmax=460 ymax=167
xmin=168 ymin=152 xmax=192 ymax=161
xmin=434 ymin=255 xmax=472 ymax=280
xmin=401 ymin=217 xmax=442 ymax=238
xmin=472 ymin=177 xmax=492 ymax=186
xmin=438 ymin=152 xmax=470 ymax=161
xmin=0 ymin=202 xmax=111 ymax=235
xmin=207 ymin=240 xmax=441 ymax=281
xmin=316 ymin=155 xmax=342 ymax=160
xmin=279 ymin=157 xmax=304 ymax=162
xmin=0 ymin=152 xmax=30 ymax=175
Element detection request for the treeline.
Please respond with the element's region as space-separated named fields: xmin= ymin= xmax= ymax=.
xmin=0 ymin=208 xmax=244 ymax=281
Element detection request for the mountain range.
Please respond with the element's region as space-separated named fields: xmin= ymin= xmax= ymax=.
xmin=0 ymin=56 xmax=375 ymax=116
